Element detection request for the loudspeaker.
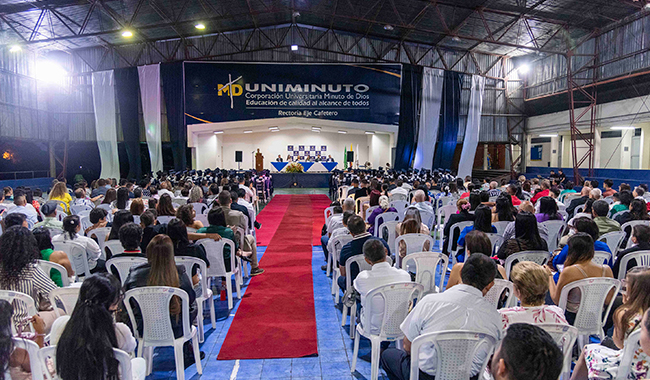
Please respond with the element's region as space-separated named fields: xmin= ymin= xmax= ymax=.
xmin=235 ymin=151 xmax=243 ymax=162
xmin=346 ymin=151 xmax=354 ymax=162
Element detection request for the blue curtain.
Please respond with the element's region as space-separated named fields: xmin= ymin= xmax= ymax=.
xmin=394 ymin=64 xmax=423 ymax=171
xmin=114 ymin=67 xmax=142 ymax=180
xmin=161 ymin=62 xmax=187 ymax=172
xmin=433 ymin=71 xmax=463 ymax=171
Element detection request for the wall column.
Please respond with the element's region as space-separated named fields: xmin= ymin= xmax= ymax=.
xmin=620 ymin=129 xmax=633 ymax=169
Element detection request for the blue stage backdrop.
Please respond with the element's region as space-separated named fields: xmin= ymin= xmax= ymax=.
xmin=183 ymin=62 xmax=401 ymax=125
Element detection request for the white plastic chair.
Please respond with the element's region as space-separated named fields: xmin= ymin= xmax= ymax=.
xmin=0 ymin=290 xmax=37 ymax=334
xmin=37 ymin=259 xmax=70 ymax=287
xmin=593 ymin=250 xmax=612 ymax=266
xmin=106 ymin=256 xmax=148 ymax=285
xmin=378 ymin=221 xmax=400 ymax=255
xmin=157 ymin=215 xmax=175 ymax=224
xmin=402 ymin=252 xmax=448 ymax=294
xmin=504 ymin=250 xmax=551 ymax=279
xmin=374 ymin=211 xmax=400 ymax=238
xmin=621 ymin=220 xmax=650 ymax=248
xmin=341 ymin=255 xmax=393 ymax=339
xmin=599 ymin=231 xmax=626 ymax=255
xmin=435 ymin=205 xmax=457 ymax=246
xmin=617 ymin=329 xmax=642 ymax=380
xmin=70 ymin=204 xmax=93 ymax=215
xmin=96 ymin=203 xmax=114 ymax=221
xmin=350 ymin=282 xmax=423 ymax=380
xmin=124 ymin=286 xmax=203 ymax=380
xmin=49 ymin=287 xmax=80 ymax=317
xmin=559 ymin=210 xmax=569 ymax=220
xmin=13 ymin=337 xmax=44 ymax=379
xmin=408 ymin=330 xmax=497 ymax=380
xmin=330 ymin=235 xmax=354 ymax=303
xmin=87 ymin=226 xmax=111 ymax=257
xmin=575 ymin=204 xmax=586 ymax=214
xmin=191 ymin=202 xmax=208 ymax=215
xmin=493 ymin=221 xmax=510 ymax=236
xmin=486 ymin=233 xmax=504 ymax=254
xmin=53 ymin=240 xmax=91 ymax=280
xmin=46 ymin=227 xmax=64 ymax=237
xmin=395 ymin=233 xmax=434 ymax=269
xmin=174 ymin=256 xmax=214 ymax=343
xmin=327 ymin=233 xmax=352 ymax=278
xmin=538 ymin=324 xmax=579 ymax=380
xmin=447 ymin=221 xmax=474 ymax=265
xmin=80 ymin=216 xmax=92 ymax=232
xmin=558 ymin=277 xmax=620 ymax=348
xmin=104 ymin=239 xmax=125 ymax=259
xmin=542 ymin=220 xmax=566 ymax=253
xmin=324 ymin=206 xmax=335 ymax=224
xmin=390 ymin=200 xmax=409 ymax=216
xmin=612 ymin=210 xmax=629 ymax=221
xmin=389 ymin=193 xmax=407 ymax=202
xmin=616 ymin=250 xmax=650 ymax=280
xmin=483 ymin=279 xmax=514 ymax=309
xmin=194 ymin=213 xmax=208 ymax=227
xmin=39 ymin=346 xmax=134 ymax=380
xmin=132 ymin=215 xmax=141 ymax=225
xmin=197 ymin=238 xmax=241 ymax=310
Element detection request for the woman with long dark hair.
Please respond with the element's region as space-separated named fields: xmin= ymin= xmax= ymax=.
xmin=616 ymin=198 xmax=650 ymax=226
xmin=107 ymin=210 xmax=134 ymax=241
xmin=115 ymin=187 xmax=129 ymax=210
xmin=52 ymin=215 xmax=103 ymax=273
xmin=101 ymin=188 xmax=117 ymax=206
xmin=446 ymin=230 xmax=506 ymax=289
xmin=492 ymin=194 xmax=516 ymax=222
xmin=52 ymin=273 xmax=145 ymax=380
xmin=166 ymin=219 xmax=209 ymax=284
xmin=123 ymin=235 xmax=203 ymax=365
xmin=496 ymin=212 xmax=548 ymax=260
xmin=32 ymin=227 xmax=73 ymax=286
xmin=442 ymin=198 xmax=475 ymax=255
xmin=536 ymin=196 xmax=563 ymax=223
xmin=0 ymin=299 xmax=47 ymax=380
xmin=157 ymin=194 xmax=176 ymax=217
xmin=456 ymin=205 xmax=496 ymax=259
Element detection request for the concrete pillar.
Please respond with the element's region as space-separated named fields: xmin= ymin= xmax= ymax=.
xmin=620 ymin=129 xmax=633 ymax=169
xmin=640 ymin=123 xmax=650 ymax=169
xmin=593 ymin=128 xmax=601 ymax=169
xmin=550 ymin=136 xmax=559 ymax=167
xmin=483 ymin=144 xmax=488 ymax=170
xmin=49 ymin=141 xmax=56 ymax=177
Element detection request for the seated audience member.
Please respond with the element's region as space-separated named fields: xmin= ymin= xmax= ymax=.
xmin=0 ymin=226 xmax=59 ymax=332
xmin=613 ymin=225 xmax=650 ymax=279
xmin=236 ymin=188 xmax=259 ymax=229
xmin=567 ymin=198 xmax=595 ymax=227
xmin=601 ymin=179 xmax=615 ymax=197
xmin=546 ymin=233 xmax=614 ymax=324
xmin=176 ymin=204 xmax=204 ymax=230
xmin=53 ymin=215 xmax=104 ymax=273
xmin=32 ymin=227 xmax=74 ymax=286
xmin=101 ymin=188 xmax=117 ymax=208
xmin=197 ymin=207 xmax=238 ymax=270
xmin=616 ymin=198 xmax=649 ymax=226
xmin=156 ymin=193 xmax=177 ymax=217
xmin=441 ymin=199 xmax=475 ymax=256
xmin=530 ymin=179 xmax=551 ymax=204
xmin=609 ymin=190 xmax=633 ymax=218
xmin=501 ymin=201 xmax=549 ymax=241
xmin=217 ymin=191 xmax=264 ymax=276
xmin=115 ymin=187 xmax=130 ymax=210
xmin=468 ymin=192 xmax=481 ymax=210
xmin=85 ymin=207 xmax=110 ymax=236
xmin=322 ymin=205 xmax=344 ymax=264
xmin=559 ymin=180 xmax=576 ymax=202
xmin=642 ymin=309 xmax=650 ymax=356
xmin=367 ymin=196 xmax=397 ymax=236
xmin=326 ymin=211 xmax=354 ymax=258
xmin=490 ymin=324 xmax=563 ymax=380
xmin=5 ymin=191 xmax=38 ymax=229
xmin=506 ymin=184 xmax=521 ymax=206
xmin=492 ymin=194 xmax=516 ymax=223
xmin=107 ymin=210 xmax=134 ymax=241
xmin=188 ymin=185 xmax=206 ymax=204
xmin=354 ymin=239 xmax=410 ymax=333
xmin=412 ymin=190 xmax=433 ymax=214
xmin=571 ymin=266 xmax=650 ymax=380
xmin=229 ymin=189 xmax=252 ymax=230
xmin=535 ymin=196 xmax=563 ymax=223
xmin=51 ymin=273 xmax=146 ymax=380
xmin=3 ymin=186 xmax=13 ymax=201
xmin=111 ymin=222 xmax=144 ymax=258
xmin=337 ymin=215 xmax=390 ymax=292
xmin=368 ymin=180 xmax=382 ymax=207
xmin=592 ymin=200 xmax=621 ymax=237
xmin=33 ymin=201 xmax=63 ymax=229
xmin=457 ymin=205 xmax=497 ymax=259
xmin=551 ymin=218 xmax=612 ymax=282
xmin=167 ymin=218 xmax=209 ymax=269
xmin=380 ymin=254 xmax=502 ymax=380
xmin=496 ymin=212 xmax=548 ymax=261
xmin=499 ymin=262 xmax=567 ymax=329
xmin=447 ymin=230 xmax=506 ymax=289
xmin=396 ymin=207 xmax=430 ymax=238
xmin=566 ymin=187 xmax=591 ymax=217
xmin=354 ymin=179 xmax=371 ymax=200
xmin=48 ymin=182 xmax=72 ymax=212
xmin=388 ymin=179 xmax=408 ymax=198
xmin=634 ymin=186 xmax=646 ymax=200
xmin=72 ymin=187 xmax=95 ymax=208
xmin=478 ymin=190 xmax=491 ymax=207
xmin=123 ymin=235 xmax=204 ymax=365
xmin=139 ymin=210 xmax=165 ymax=251
xmin=488 ymin=181 xmax=501 ymax=197
xmin=129 ymin=198 xmax=145 ymax=216
xmin=397 ymin=219 xmax=431 ymax=259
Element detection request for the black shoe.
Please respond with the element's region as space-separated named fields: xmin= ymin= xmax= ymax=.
xmin=254 ymin=221 xmax=262 ymax=229
xmin=320 ymin=265 xmax=327 ymax=271
xmin=184 ymin=351 xmax=205 ymax=369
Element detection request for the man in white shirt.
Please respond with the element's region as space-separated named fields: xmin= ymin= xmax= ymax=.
xmin=236 ymin=188 xmax=256 ymax=227
xmin=389 ymin=180 xmax=408 ymax=198
xmin=238 ymin=177 xmax=254 ymax=203
xmin=354 ymin=239 xmax=410 ymax=335
xmin=5 ymin=193 xmax=38 ymax=229
xmin=412 ymin=190 xmax=433 ymax=215
xmin=380 ymin=254 xmax=502 ymax=380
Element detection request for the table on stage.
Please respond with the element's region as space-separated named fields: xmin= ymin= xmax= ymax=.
xmin=270 ymin=161 xmax=338 ymax=172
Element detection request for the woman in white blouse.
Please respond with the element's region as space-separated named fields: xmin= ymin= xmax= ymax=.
xmin=52 ymin=215 xmax=103 ymax=273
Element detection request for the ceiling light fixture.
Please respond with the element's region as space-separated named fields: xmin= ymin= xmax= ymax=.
xmin=195 ymin=23 xmax=206 ymax=30
xmin=645 ymin=2 xmax=650 ymax=10
xmin=269 ymin=127 xmax=279 ymax=130
xmin=292 ymin=11 xmax=301 ymax=17
xmin=9 ymin=45 xmax=21 ymax=52
xmin=611 ymin=126 xmax=635 ymax=130
xmin=291 ymin=45 xmax=298 ymax=51
xmin=384 ymin=24 xmax=394 ymax=31
xmin=338 ymin=130 xmax=347 ymax=134
xmin=365 ymin=131 xmax=375 ymax=135
xmin=451 ymin=36 xmax=461 ymax=42
xmin=35 ymin=60 xmax=67 ymax=83
xmin=243 ymin=130 xmax=253 ymax=134
xmin=122 ymin=30 xmax=133 ymax=38
xmin=518 ymin=64 xmax=530 ymax=74
xmin=213 ymin=131 xmax=224 ymax=134
xmin=539 ymin=134 xmax=557 ymax=137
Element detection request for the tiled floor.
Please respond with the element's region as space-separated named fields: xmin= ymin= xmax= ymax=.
xmin=147 ymin=242 xmax=446 ymax=380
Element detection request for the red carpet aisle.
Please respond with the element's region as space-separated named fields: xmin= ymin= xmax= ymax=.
xmin=254 ymin=195 xmax=292 ymax=246
xmin=312 ymin=195 xmax=334 ymax=246
xmin=217 ymin=194 xmax=331 ymax=360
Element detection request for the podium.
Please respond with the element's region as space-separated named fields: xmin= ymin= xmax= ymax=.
xmin=255 ymin=149 xmax=264 ymax=172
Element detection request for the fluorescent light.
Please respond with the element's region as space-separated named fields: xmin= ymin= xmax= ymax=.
xmin=271 ymin=129 xmax=279 ymax=132
xmin=291 ymin=45 xmax=298 ymax=51
xmin=338 ymin=130 xmax=347 ymax=134
xmin=365 ymin=131 xmax=375 ymax=135
xmin=539 ymin=134 xmax=557 ymax=137
xmin=611 ymin=126 xmax=635 ymax=130
xmin=9 ymin=45 xmax=21 ymax=52
xmin=35 ymin=60 xmax=67 ymax=83
xmin=195 ymin=23 xmax=206 ymax=30
xmin=122 ymin=30 xmax=133 ymax=38
xmin=213 ymin=131 xmax=223 ymax=134
xmin=518 ymin=64 xmax=530 ymax=74
xmin=268 ymin=126 xmax=279 ymax=130
xmin=243 ymin=130 xmax=253 ymax=134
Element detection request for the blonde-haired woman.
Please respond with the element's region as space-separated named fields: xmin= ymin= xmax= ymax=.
xmin=188 ymin=185 xmax=205 ymax=204
xmin=499 ymin=262 xmax=568 ymax=330
xmin=49 ymin=181 xmax=72 ymax=213
xmin=367 ymin=195 xmax=397 ymax=236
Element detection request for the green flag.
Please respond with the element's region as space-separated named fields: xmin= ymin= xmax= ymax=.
xmin=343 ymin=147 xmax=347 ymax=167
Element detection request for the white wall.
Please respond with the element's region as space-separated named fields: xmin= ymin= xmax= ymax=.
xmin=193 ymin=130 xmax=383 ymax=170
xmin=368 ymin=133 xmax=391 ymax=168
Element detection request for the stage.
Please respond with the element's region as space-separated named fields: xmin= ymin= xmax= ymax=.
xmin=271 ymin=173 xmax=331 ymax=188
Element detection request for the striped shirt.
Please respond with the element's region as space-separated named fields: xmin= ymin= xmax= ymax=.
xmin=1 ymin=263 xmax=57 ymax=331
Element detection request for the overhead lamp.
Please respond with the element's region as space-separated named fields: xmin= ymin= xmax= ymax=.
xmin=291 ymin=45 xmax=298 ymax=51
xmin=645 ymin=2 xmax=650 ymax=10
xmin=195 ymin=23 xmax=206 ymax=30
xmin=539 ymin=134 xmax=557 ymax=137
xmin=243 ymin=130 xmax=253 ymax=134
xmin=517 ymin=64 xmax=530 ymax=74
xmin=311 ymin=126 xmax=321 ymax=130
xmin=9 ymin=45 xmax=21 ymax=52
xmin=384 ymin=24 xmax=394 ymax=31
xmin=213 ymin=130 xmax=224 ymax=134
xmin=269 ymin=127 xmax=279 ymax=131
xmin=338 ymin=130 xmax=347 ymax=134
xmin=35 ymin=60 xmax=67 ymax=83
xmin=122 ymin=30 xmax=133 ymax=38
xmin=611 ymin=126 xmax=635 ymax=130
xmin=451 ymin=36 xmax=461 ymax=42
xmin=292 ymin=11 xmax=301 ymax=17
xmin=365 ymin=131 xmax=375 ymax=135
